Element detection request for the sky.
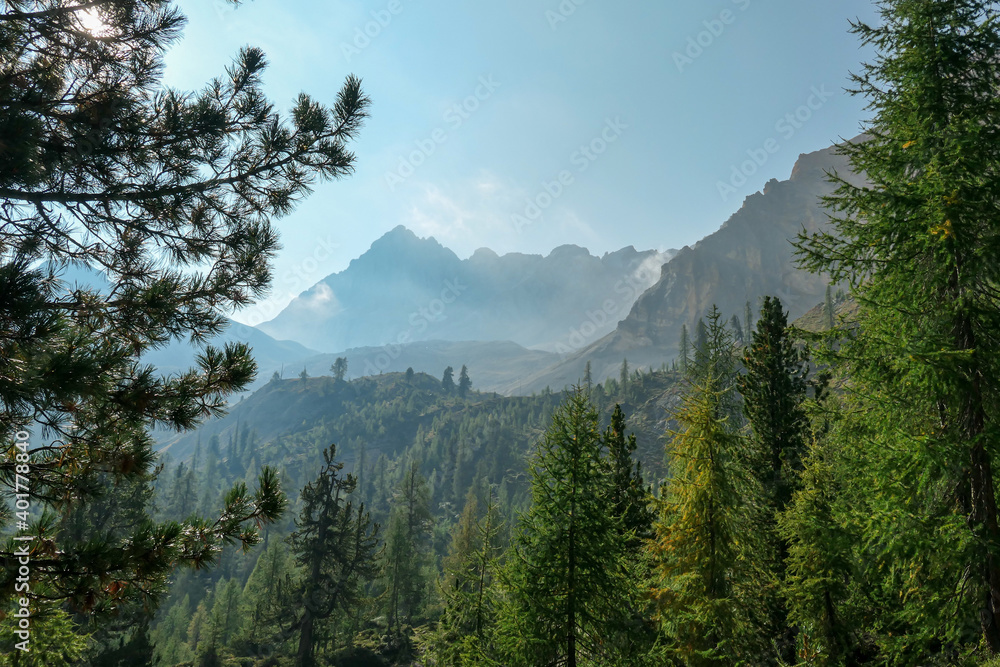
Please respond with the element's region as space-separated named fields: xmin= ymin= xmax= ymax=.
xmin=161 ymin=0 xmax=881 ymax=327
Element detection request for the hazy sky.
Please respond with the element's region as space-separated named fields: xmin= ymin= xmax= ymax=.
xmin=162 ymin=0 xmax=880 ymax=326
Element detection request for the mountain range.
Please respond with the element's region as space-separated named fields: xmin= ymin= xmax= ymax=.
xmin=144 ymin=137 xmax=864 ymax=397
xmin=257 ymin=227 xmax=674 ymax=354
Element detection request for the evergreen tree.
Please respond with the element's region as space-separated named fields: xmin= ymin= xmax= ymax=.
xmin=796 ymin=0 xmax=1000 ymax=655
xmin=823 ymin=285 xmax=835 ymax=330
xmin=458 ymin=364 xmax=472 ymax=398
xmin=620 ymin=357 xmax=630 ymax=396
xmin=737 ymin=295 xmax=810 ymax=661
xmin=442 ymin=366 xmax=456 ymax=393
xmin=424 ymin=485 xmax=505 ymax=664
xmin=739 ymin=296 xmax=808 ymax=516
xmin=0 ymin=0 xmax=365 ymax=620
xmin=497 ymin=391 xmax=643 ymax=666
xmin=649 ymin=307 xmax=768 ymax=664
xmin=693 ymin=317 xmax=709 ymax=366
xmin=604 ymin=404 xmax=654 ymax=547
xmin=583 ymin=361 xmax=593 ymax=393
xmin=331 ymin=357 xmax=348 ymax=383
xmin=236 ymin=540 xmax=298 ymax=659
xmin=744 ymin=300 xmax=754 ymax=336
xmin=730 ymin=314 xmax=744 ymax=345
xmin=405 ymin=367 xmax=415 ymax=383
xmin=287 ymin=443 xmax=381 ymax=667
xmin=679 ymin=323 xmax=691 ymax=372
xmin=382 ymin=461 xmax=433 ymax=635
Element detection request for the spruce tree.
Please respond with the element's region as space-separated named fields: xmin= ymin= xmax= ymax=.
xmin=737 ymin=295 xmax=809 ymax=661
xmin=796 ymin=0 xmax=1000 ymax=655
xmin=739 ymin=296 xmax=808 ymax=516
xmin=497 ymin=391 xmax=643 ymax=667
xmin=729 ymin=314 xmax=744 ymax=345
xmin=442 ymin=366 xmax=455 ymax=393
xmin=604 ymin=404 xmax=654 ymax=547
xmin=0 ymin=0 xmax=366 ymax=623
xmin=679 ymin=323 xmax=691 ymax=372
xmin=458 ymin=364 xmax=472 ymax=398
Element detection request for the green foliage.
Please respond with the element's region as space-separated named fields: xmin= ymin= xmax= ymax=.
xmin=796 ymin=0 xmax=1000 ymax=658
xmin=458 ymin=365 xmax=472 ymax=398
xmin=0 ymin=0 xmax=364 ymax=634
xmin=332 ymin=358 xmax=349 ymax=383
xmin=496 ymin=391 xmax=648 ymax=666
xmin=649 ymin=307 xmax=770 ymax=664
xmin=288 ymin=444 xmax=381 ymax=667
xmin=0 ymin=604 xmax=88 ymax=667
xmin=381 ymin=461 xmax=433 ymax=636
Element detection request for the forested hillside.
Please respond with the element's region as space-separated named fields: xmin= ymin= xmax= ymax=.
xmin=5 ymin=1 xmax=1000 ymax=667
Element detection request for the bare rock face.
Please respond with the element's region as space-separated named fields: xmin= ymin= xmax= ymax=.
xmin=513 ymin=138 xmax=867 ymax=393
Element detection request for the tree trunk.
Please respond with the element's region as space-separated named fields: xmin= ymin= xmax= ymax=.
xmin=296 ymin=607 xmax=314 ymax=667
xmin=956 ymin=310 xmax=1000 ymax=652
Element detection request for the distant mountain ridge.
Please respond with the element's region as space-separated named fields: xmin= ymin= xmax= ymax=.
xmin=258 ymin=226 xmax=675 ymax=353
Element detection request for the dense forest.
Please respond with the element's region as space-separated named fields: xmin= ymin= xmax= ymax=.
xmin=5 ymin=0 xmax=1000 ymax=665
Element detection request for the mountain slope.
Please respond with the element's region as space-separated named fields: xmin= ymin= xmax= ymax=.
xmin=258 ymin=226 xmax=674 ymax=353
xmin=517 ymin=138 xmax=868 ymax=392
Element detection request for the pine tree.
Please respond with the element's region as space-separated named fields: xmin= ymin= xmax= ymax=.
xmin=620 ymin=357 xmax=630 ymax=396
xmin=458 ymin=364 xmax=472 ymax=398
xmin=796 ymin=0 xmax=1000 ymax=654
xmin=331 ymin=357 xmax=348 ymax=383
xmin=497 ymin=391 xmax=643 ymax=666
xmin=583 ymin=361 xmax=593 ymax=393
xmin=0 ymin=0 xmax=365 ymax=619
xmin=287 ymin=443 xmax=381 ymax=667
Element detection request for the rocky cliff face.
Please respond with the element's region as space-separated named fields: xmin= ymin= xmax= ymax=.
xmin=512 ymin=139 xmax=867 ymax=393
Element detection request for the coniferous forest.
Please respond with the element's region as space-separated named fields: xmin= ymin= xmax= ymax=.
xmin=4 ymin=1 xmax=1000 ymax=666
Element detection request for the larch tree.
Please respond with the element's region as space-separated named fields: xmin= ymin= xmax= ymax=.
xmin=0 ymin=0 xmax=367 ymax=638
xmin=649 ymin=307 xmax=768 ymax=665
xmin=796 ymin=0 xmax=1000 ymax=655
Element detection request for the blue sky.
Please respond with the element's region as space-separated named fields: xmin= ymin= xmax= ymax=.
xmin=162 ymin=0 xmax=880 ymax=327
